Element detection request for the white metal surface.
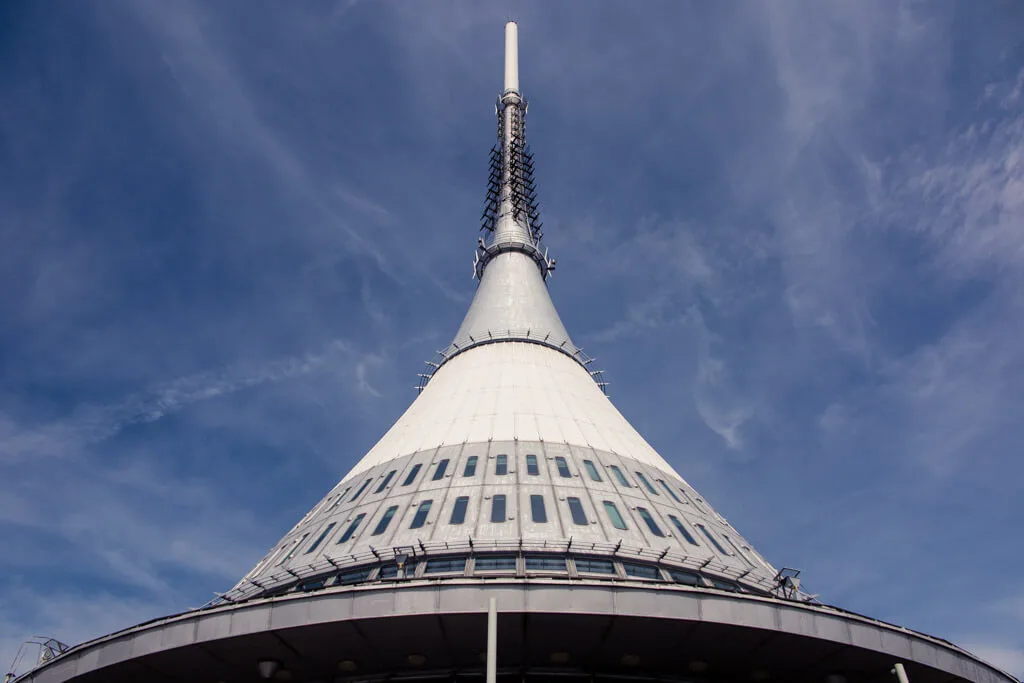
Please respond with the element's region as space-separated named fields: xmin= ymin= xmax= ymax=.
xmin=504 ymin=22 xmax=519 ymax=94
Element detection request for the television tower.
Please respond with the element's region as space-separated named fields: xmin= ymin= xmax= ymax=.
xmin=13 ymin=22 xmax=1018 ymax=683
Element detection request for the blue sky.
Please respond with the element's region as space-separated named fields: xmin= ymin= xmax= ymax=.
xmin=2 ymin=0 xmax=1023 ymax=677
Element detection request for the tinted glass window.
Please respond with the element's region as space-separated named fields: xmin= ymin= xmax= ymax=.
xmin=603 ymin=501 xmax=627 ymax=530
xmin=668 ymin=515 xmax=698 ymax=545
xmin=380 ymin=562 xmax=416 ymax=579
xmin=525 ymin=556 xmax=566 ymax=571
xmin=575 ymin=557 xmax=615 ymax=574
xmin=623 ymin=563 xmax=660 ymax=579
xmin=698 ymin=524 xmax=730 ymax=555
xmin=372 ymin=506 xmax=398 ymax=535
xmin=410 ymin=501 xmax=432 ymax=529
xmin=329 ymin=488 xmax=350 ymax=510
xmin=463 ymin=456 xmax=478 ymax=477
xmin=608 ymin=465 xmax=630 ymax=487
xmin=724 ymin=535 xmax=750 ymax=564
xmin=637 ymin=507 xmax=664 ymax=537
xmin=635 ymin=471 xmax=658 ymax=495
xmin=526 ymin=454 xmax=539 ymax=476
xmin=338 ymin=569 xmax=371 ymax=585
xmin=450 ymin=496 xmax=469 ymax=525
xmin=491 ymin=494 xmax=507 ymax=523
xmin=475 ymin=556 xmax=517 ymax=571
xmin=669 ymin=569 xmax=701 ymax=585
xmin=583 ymin=460 xmax=602 ymax=481
xmin=350 ymin=479 xmax=372 ymax=501
xmin=305 ymin=523 xmax=336 ymax=554
xmin=530 ymin=494 xmax=547 ymax=523
xmin=338 ymin=515 xmax=366 ymax=543
xmin=281 ymin=533 xmax=309 ymax=564
xmin=425 ymin=557 xmax=465 ymax=574
xmin=402 ymin=464 xmax=422 ymax=486
xmin=375 ymin=470 xmax=396 ymax=493
xmin=567 ymin=497 xmax=588 ymax=525
xmin=555 ymin=456 xmax=571 ymax=478
xmin=495 ymin=454 xmax=508 ymax=475
xmin=658 ymin=479 xmax=682 ymax=503
xmin=432 ymin=459 xmax=449 ymax=480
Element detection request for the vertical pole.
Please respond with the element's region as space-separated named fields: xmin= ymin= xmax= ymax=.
xmin=892 ymin=663 xmax=910 ymax=683
xmin=486 ymin=597 xmax=498 ymax=683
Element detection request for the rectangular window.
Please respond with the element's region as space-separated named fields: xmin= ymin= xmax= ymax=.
xmin=574 ymin=557 xmax=615 ymax=575
xmin=490 ymin=494 xmax=507 ymax=523
xmin=329 ymin=488 xmax=351 ymax=510
xmin=555 ymin=456 xmax=572 ymax=478
xmin=450 ymin=496 xmax=469 ymax=525
xmin=668 ymin=515 xmax=699 ymax=545
xmin=375 ymin=470 xmax=396 ymax=493
xmin=432 ymin=459 xmax=449 ymax=480
xmin=372 ymin=505 xmax=399 ymax=535
xmin=608 ymin=465 xmax=631 ymax=487
xmin=697 ymin=524 xmax=729 ymax=554
xmin=724 ymin=535 xmax=749 ymax=563
xmin=623 ymin=563 xmax=661 ymax=580
xmin=380 ymin=562 xmax=416 ymax=579
xmin=669 ymin=569 xmax=701 ymax=586
xmin=495 ymin=453 xmax=508 ymax=475
xmin=711 ymin=579 xmax=740 ymax=592
xmin=635 ymin=471 xmax=659 ymax=495
xmin=425 ymin=557 xmax=466 ymax=574
xmin=475 ymin=556 xmax=517 ymax=571
xmin=350 ymin=479 xmax=372 ymax=501
xmin=526 ymin=454 xmax=539 ymax=476
xmin=530 ymin=494 xmax=547 ymax=523
xmin=637 ymin=507 xmax=665 ymax=537
xmin=583 ymin=460 xmax=602 ymax=482
xmin=337 ymin=568 xmax=372 ymax=585
xmin=410 ymin=500 xmax=433 ymax=529
xmin=567 ymin=497 xmax=588 ymax=525
xmin=402 ymin=464 xmax=422 ymax=486
xmin=280 ymin=533 xmax=309 ymax=564
xmin=603 ymin=501 xmax=627 ymax=530
xmin=658 ymin=479 xmax=682 ymax=503
xmin=463 ymin=456 xmax=478 ymax=477
xmin=305 ymin=523 xmax=336 ymax=554
xmin=525 ymin=555 xmax=566 ymax=571
xmin=337 ymin=514 xmax=366 ymax=543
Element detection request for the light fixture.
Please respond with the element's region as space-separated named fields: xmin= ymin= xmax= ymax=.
xmin=257 ymin=659 xmax=281 ymax=679
xmin=549 ymin=652 xmax=570 ymax=664
xmin=407 ymin=653 xmax=427 ymax=666
xmin=338 ymin=659 xmax=358 ymax=672
xmin=620 ymin=654 xmax=640 ymax=667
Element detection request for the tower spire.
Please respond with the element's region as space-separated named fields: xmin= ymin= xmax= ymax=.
xmin=504 ymin=21 xmax=519 ymax=94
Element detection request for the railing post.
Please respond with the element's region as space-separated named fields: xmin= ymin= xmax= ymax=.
xmin=486 ymin=597 xmax=498 ymax=683
xmin=893 ymin=663 xmax=910 ymax=683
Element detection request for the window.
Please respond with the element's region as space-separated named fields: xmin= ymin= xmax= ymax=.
xmin=583 ymin=460 xmax=602 ymax=482
xmin=623 ymin=563 xmax=660 ymax=580
xmin=567 ymin=497 xmax=588 ymax=525
xmin=724 ymin=535 xmax=750 ymax=564
xmin=410 ymin=501 xmax=432 ymax=529
xmin=697 ymin=524 xmax=729 ymax=554
xmin=337 ymin=514 xmax=366 ymax=543
xmin=372 ymin=506 xmax=398 ymax=535
xmin=526 ymin=454 xmax=539 ymax=476
xmin=555 ymin=456 xmax=572 ymax=478
xmin=299 ymin=577 xmax=326 ymax=592
xmin=603 ymin=501 xmax=627 ymax=530
xmin=658 ymin=479 xmax=682 ymax=503
xmin=608 ymin=465 xmax=631 ymax=487
xmin=635 ymin=471 xmax=658 ymax=495
xmin=425 ymin=557 xmax=465 ymax=574
xmin=711 ymin=579 xmax=740 ymax=592
xmin=490 ymin=495 xmax=507 ymax=523
xmin=495 ymin=454 xmax=508 ymax=475
xmin=350 ymin=479 xmax=372 ymax=501
xmin=575 ymin=557 xmax=615 ymax=575
xmin=305 ymin=523 xmax=336 ymax=554
xmin=432 ymin=459 xmax=449 ymax=480
xmin=530 ymin=494 xmax=547 ymax=523
xmin=475 ymin=556 xmax=517 ymax=571
xmin=668 ymin=515 xmax=698 ymax=545
xmin=380 ymin=562 xmax=416 ymax=579
xmin=463 ymin=456 xmax=478 ymax=477
xmin=402 ymin=464 xmax=422 ymax=486
xmin=525 ymin=555 xmax=566 ymax=571
xmin=450 ymin=496 xmax=469 ymax=525
xmin=669 ymin=569 xmax=701 ymax=586
xmin=375 ymin=470 xmax=396 ymax=493
xmin=637 ymin=507 xmax=664 ymax=537
xmin=280 ymin=534 xmax=309 ymax=564
xmin=329 ymin=488 xmax=351 ymax=510
xmin=337 ymin=568 xmax=372 ymax=585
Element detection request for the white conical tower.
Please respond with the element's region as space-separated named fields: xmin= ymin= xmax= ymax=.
xmin=228 ymin=21 xmax=779 ymax=602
